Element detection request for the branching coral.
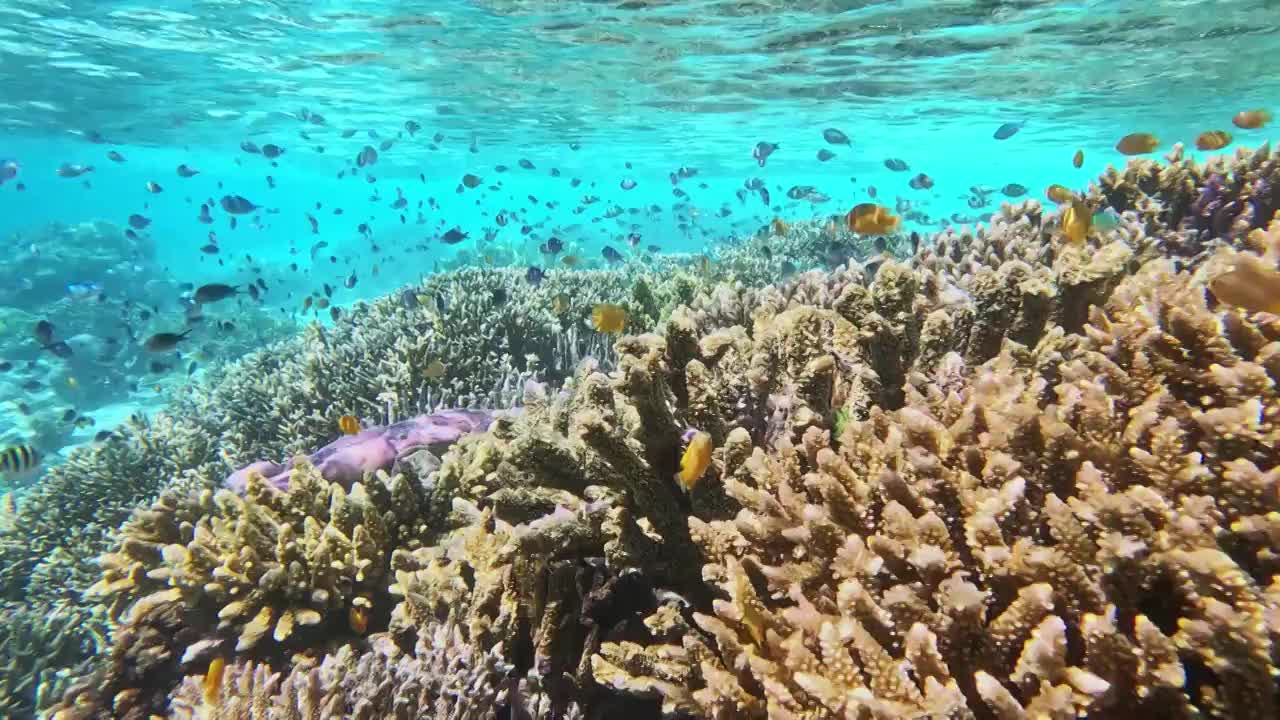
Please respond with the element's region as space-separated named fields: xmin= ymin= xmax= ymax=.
xmin=87 ymin=460 xmax=433 ymax=654
xmin=595 ymin=257 xmax=1280 ymax=719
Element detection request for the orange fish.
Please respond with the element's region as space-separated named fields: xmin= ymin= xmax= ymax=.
xmin=349 ymin=605 xmax=369 ymax=634
xmin=846 ymin=203 xmax=900 ymax=235
xmin=677 ymin=431 xmax=713 ymax=493
xmin=1045 ymin=184 xmax=1074 ymax=204
xmin=1115 ymin=133 xmax=1159 ymax=155
xmin=1210 ymin=255 xmax=1280 ymax=315
xmin=203 ymin=656 xmax=226 ymax=704
xmin=1072 ymin=149 xmax=1084 ymax=168
xmin=1232 ymin=109 xmax=1272 ymax=130
xmin=1060 ymin=199 xmax=1091 ymax=244
xmin=591 ymin=303 xmax=627 ymax=333
xmin=771 ymin=217 xmax=789 ymax=236
xmin=338 ymin=414 xmax=360 ymax=435
xmin=1195 ymin=130 xmax=1232 ymax=151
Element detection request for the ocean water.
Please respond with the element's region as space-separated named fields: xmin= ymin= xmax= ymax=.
xmin=0 ymin=1 xmax=1278 ymax=718
xmin=0 ymin=2 xmax=1277 ymax=479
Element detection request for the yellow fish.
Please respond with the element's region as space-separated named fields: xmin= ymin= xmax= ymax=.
xmin=1233 ymin=109 xmax=1272 ymax=130
xmin=1072 ymin=149 xmax=1084 ymax=168
xmin=677 ymin=431 xmax=713 ymax=493
xmin=1209 ymin=254 xmax=1280 ymax=315
xmin=1195 ymin=130 xmax=1232 ymax=151
xmin=552 ymin=293 xmax=571 ymax=315
xmin=591 ymin=303 xmax=627 ymax=334
xmin=1045 ymin=184 xmax=1074 ymax=204
xmin=338 ymin=414 xmax=360 ymax=435
xmin=425 ymin=359 xmax=446 ymax=379
xmin=203 ymin=656 xmax=226 ymax=705
xmin=1115 ymin=133 xmax=1159 ymax=155
xmin=846 ymin=203 xmax=901 ymax=235
xmin=771 ymin=218 xmax=789 ymax=236
xmin=1061 ymin=199 xmax=1092 ymax=244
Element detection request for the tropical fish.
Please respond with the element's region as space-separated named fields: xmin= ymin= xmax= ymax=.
xmin=1092 ymin=209 xmax=1120 ymax=232
xmin=552 ymin=293 xmax=571 ymax=315
xmin=771 ymin=218 xmax=789 ymax=236
xmin=0 ymin=445 xmax=40 ymax=481
xmin=462 ymin=174 xmax=482 ymax=188
xmin=752 ymin=141 xmax=778 ymax=167
xmin=107 ymin=150 xmax=126 ymax=162
xmin=177 ymin=164 xmax=200 ymax=177
xmin=194 ymin=283 xmax=238 ymax=303
xmin=56 ymin=163 xmax=93 ymax=178
xmin=1195 ymin=130 xmax=1232 ymax=151
xmin=1115 ymin=133 xmax=1159 ymax=155
xmin=591 ymin=303 xmax=627 ymax=334
xmin=338 ymin=415 xmax=360 ymax=435
xmin=908 ymin=173 xmax=933 ymax=190
xmin=1060 ymin=199 xmax=1092 ymax=244
xmin=356 ymin=146 xmax=378 ymax=167
xmin=66 ymin=281 xmax=102 ymax=300
xmin=144 ymin=330 xmax=192 ymax=352
xmin=425 ymin=359 xmax=446 ymax=379
xmin=620 ymin=178 xmax=637 ymax=190
xmin=993 ymin=121 xmax=1023 ymax=140
xmin=1209 ymin=253 xmax=1280 ymax=314
xmin=822 ymin=128 xmax=850 ymax=145
xmin=846 ymin=203 xmax=901 ymax=235
xmin=676 ymin=431 xmax=713 ymax=493
xmin=526 ymin=266 xmax=545 ymax=285
xmin=1045 ymin=184 xmax=1074 ymax=204
xmin=220 ymin=195 xmax=258 ymax=214
xmin=883 ymin=158 xmax=909 ymax=172
xmin=1232 ymin=109 xmax=1272 ymax=130
xmin=1073 ymin=149 xmax=1084 ymax=168
xmin=145 ymin=181 xmax=163 ymax=193
xmin=203 ymin=656 xmax=226 ymax=705
xmin=1001 ymin=183 xmax=1027 ymax=197
xmin=816 ymin=149 xmax=836 ymax=162
xmin=441 ymin=227 xmax=468 ymax=244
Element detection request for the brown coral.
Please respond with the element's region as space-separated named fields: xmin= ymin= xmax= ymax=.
xmin=595 ymin=257 xmax=1280 ymax=719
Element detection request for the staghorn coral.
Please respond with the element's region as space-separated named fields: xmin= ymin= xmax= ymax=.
xmin=0 ymin=600 xmax=104 ymax=718
xmin=165 ymin=628 xmax=514 ymax=720
xmin=1091 ymin=142 xmax=1280 ymax=259
xmin=87 ymin=459 xmax=433 ymax=655
xmin=595 ymin=257 xmax=1280 ymax=719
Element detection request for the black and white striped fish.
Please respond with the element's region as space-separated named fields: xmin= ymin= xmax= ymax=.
xmin=0 ymin=445 xmax=40 ymax=480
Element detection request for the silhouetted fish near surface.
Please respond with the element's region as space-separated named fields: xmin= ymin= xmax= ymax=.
xmin=817 ymin=149 xmax=836 ymax=162
xmin=220 ymin=195 xmax=258 ymax=214
xmin=822 ymin=128 xmax=851 ymax=145
xmin=441 ymin=227 xmax=468 ymax=244
xmin=753 ymin=141 xmax=778 ymax=167
xmin=993 ymin=121 xmax=1023 ymax=140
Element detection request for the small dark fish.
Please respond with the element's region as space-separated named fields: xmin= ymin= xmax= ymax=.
xmin=753 ymin=141 xmax=779 ymax=167
xmin=145 ymin=180 xmax=163 ymax=193
xmin=61 ymin=409 xmax=77 ymax=423
xmin=993 ymin=122 xmax=1023 ymax=140
xmin=822 ymin=128 xmax=851 ymax=145
xmin=519 ymin=158 xmax=535 ymax=170
xmin=434 ymin=292 xmax=448 ymax=314
xmin=200 ymin=243 xmax=219 ymax=254
xmin=247 ymin=284 xmax=260 ymax=301
xmin=220 ymin=195 xmax=258 ymax=214
xmin=177 ymin=164 xmax=200 ymax=177
xmin=262 ymin=144 xmax=285 ymax=158
xmin=787 ymin=185 xmax=817 ymax=200
xmin=569 ymin=142 xmax=581 ymax=151
xmin=144 ymin=329 xmax=192 ymax=352
xmin=330 ymin=307 xmax=341 ymax=322
xmin=56 ymin=163 xmax=94 ymax=178
xmin=21 ymin=379 xmax=42 ymax=391
xmin=356 ymin=146 xmax=378 ymax=167
xmin=868 ymin=186 xmax=877 ymax=198
xmin=344 ymin=272 xmax=357 ymax=289
xmin=441 ymin=227 xmax=469 ymax=244
xmin=187 ymin=361 xmax=198 ymax=376
xmin=0 ymin=361 xmax=10 ymax=372
xmin=107 ymin=150 xmax=126 ymax=163
xmin=194 ymin=283 xmax=238 ymax=303
xmin=1001 ymin=183 xmax=1028 ymax=197
xmin=620 ymin=178 xmax=637 ymax=190
xmin=817 ymin=149 xmax=836 ymax=162
xmin=433 ymin=132 xmax=444 ymax=143
xmin=44 ymin=341 xmax=73 ymax=358
xmin=240 ymin=141 xmax=261 ymax=154
xmin=94 ymin=430 xmax=113 ymax=443
xmin=908 ymin=173 xmax=934 ymax=190
xmin=540 ymin=236 xmax=563 ymax=254
xmin=526 ymin=266 xmax=545 ymax=285
xmin=462 ymin=174 xmax=482 ymax=188
xmin=128 ymin=213 xmax=151 ymax=229
xmin=883 ymin=158 xmax=909 ymax=172
xmin=601 ymin=245 xmax=623 ymax=263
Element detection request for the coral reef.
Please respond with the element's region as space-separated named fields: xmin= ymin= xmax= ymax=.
xmin=594 ymin=257 xmax=1280 ymax=718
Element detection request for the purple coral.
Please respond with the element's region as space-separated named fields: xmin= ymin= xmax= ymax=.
xmin=224 ymin=408 xmax=502 ymax=492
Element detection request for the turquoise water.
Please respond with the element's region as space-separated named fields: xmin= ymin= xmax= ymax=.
xmin=0 ymin=0 xmax=1277 ymax=475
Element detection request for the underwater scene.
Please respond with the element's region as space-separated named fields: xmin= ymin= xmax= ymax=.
xmin=1 ymin=0 xmax=1280 ymax=717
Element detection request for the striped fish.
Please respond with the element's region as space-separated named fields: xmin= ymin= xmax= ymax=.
xmin=0 ymin=445 xmax=40 ymax=480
